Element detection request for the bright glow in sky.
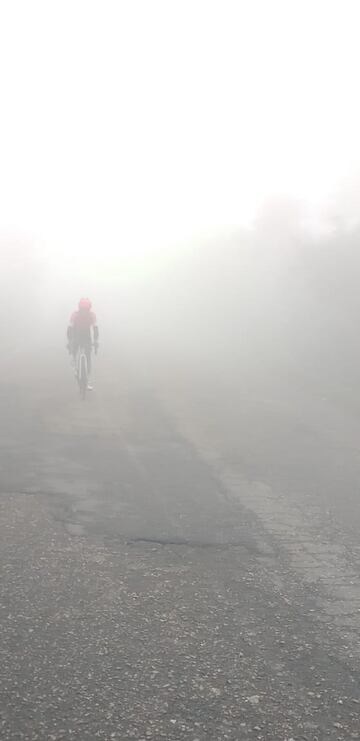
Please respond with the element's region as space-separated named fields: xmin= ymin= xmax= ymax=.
xmin=0 ymin=0 xmax=359 ymax=267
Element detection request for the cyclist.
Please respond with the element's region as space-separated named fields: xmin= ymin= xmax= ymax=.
xmin=67 ymin=298 xmax=99 ymax=390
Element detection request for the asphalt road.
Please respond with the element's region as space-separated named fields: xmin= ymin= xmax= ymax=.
xmin=1 ymin=355 xmax=360 ymax=740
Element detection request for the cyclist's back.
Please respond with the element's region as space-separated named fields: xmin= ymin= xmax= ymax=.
xmin=67 ymin=298 xmax=99 ymax=385
xmin=70 ymin=306 xmax=97 ymax=342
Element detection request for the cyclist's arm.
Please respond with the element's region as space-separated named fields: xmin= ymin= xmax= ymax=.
xmin=67 ymin=312 xmax=76 ymax=350
xmin=91 ymin=312 xmax=99 ymax=345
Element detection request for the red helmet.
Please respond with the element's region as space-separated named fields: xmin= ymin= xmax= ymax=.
xmin=79 ymin=297 xmax=92 ymax=311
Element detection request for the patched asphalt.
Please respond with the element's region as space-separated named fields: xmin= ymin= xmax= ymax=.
xmin=1 ymin=366 xmax=360 ymax=740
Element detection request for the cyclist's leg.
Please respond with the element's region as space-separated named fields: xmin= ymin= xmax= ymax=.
xmin=73 ymin=340 xmax=80 ymax=374
xmin=85 ymin=343 xmax=92 ymax=375
xmin=85 ymin=342 xmax=94 ymax=389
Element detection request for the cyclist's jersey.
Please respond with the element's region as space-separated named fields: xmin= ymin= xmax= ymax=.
xmin=69 ymin=310 xmax=97 ymax=344
xmin=70 ymin=309 xmax=97 ymax=333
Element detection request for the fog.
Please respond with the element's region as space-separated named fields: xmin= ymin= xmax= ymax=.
xmin=1 ymin=1 xmax=359 ymax=399
xmin=2 ymin=182 xmax=360 ymax=410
